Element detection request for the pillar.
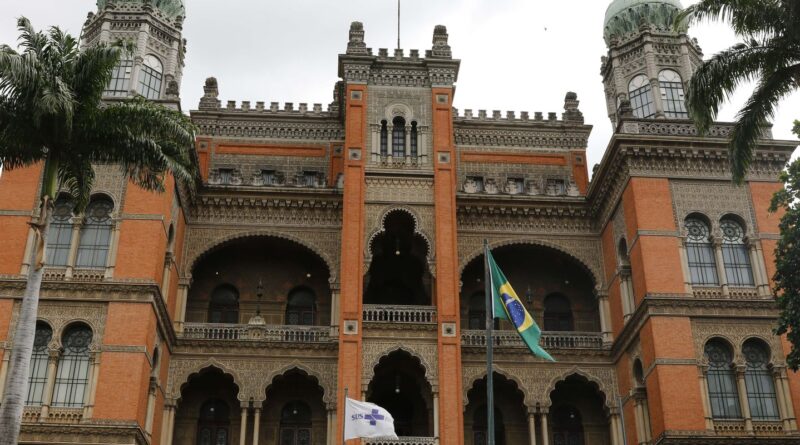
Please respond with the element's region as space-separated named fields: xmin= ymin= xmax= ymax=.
xmin=678 ymin=238 xmax=693 ymax=294
xmin=754 ymin=241 xmax=772 ymax=296
xmin=633 ymin=400 xmax=645 ymax=445
xmin=64 ymin=219 xmax=82 ymax=278
xmin=772 ymin=367 xmax=792 ymax=431
xmin=598 ymin=291 xmax=613 ymax=344
xmin=161 ymin=252 xmax=174 ymax=300
xmin=104 ymin=219 xmax=122 ymax=278
xmin=713 ymin=240 xmax=729 ymax=296
xmin=19 ymin=226 xmax=36 ymax=275
xmin=39 ymin=351 xmax=59 ymax=419
xmin=83 ymin=349 xmax=101 ymax=419
xmin=433 ymin=392 xmax=440 ymax=442
xmin=174 ymin=279 xmax=190 ymax=333
xmin=239 ymin=406 xmax=249 ymax=445
xmin=527 ymin=409 xmax=537 ymax=445
xmin=144 ymin=378 xmax=158 ymax=435
xmin=404 ymin=125 xmax=411 ymax=160
xmin=735 ymin=366 xmax=753 ymax=432
xmin=619 ymin=269 xmax=632 ymax=321
xmin=778 ymin=368 xmax=798 ymax=430
xmin=698 ymin=365 xmax=714 ymax=430
xmin=539 ymin=408 xmax=549 ymax=445
xmin=327 ymin=408 xmax=336 ymax=445
xmin=609 ymin=409 xmax=625 ymax=445
xmin=252 ymin=405 xmax=261 ymax=445
xmin=161 ymin=403 xmax=177 ymax=445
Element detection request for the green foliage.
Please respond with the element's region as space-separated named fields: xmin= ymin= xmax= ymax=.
xmin=0 ymin=17 xmax=196 ymax=211
xmin=772 ymin=120 xmax=800 ymax=370
xmin=677 ymin=0 xmax=800 ymax=183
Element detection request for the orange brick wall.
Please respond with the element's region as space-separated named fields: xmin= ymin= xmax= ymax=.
xmin=749 ymin=182 xmax=783 ymax=235
xmin=0 ymin=164 xmax=42 ymax=275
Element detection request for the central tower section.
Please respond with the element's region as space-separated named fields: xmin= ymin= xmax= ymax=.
xmin=336 ymin=22 xmax=464 ymax=444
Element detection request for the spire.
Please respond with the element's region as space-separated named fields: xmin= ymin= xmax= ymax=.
xmin=430 ymin=25 xmax=451 ymax=59
xmin=346 ymin=21 xmax=369 ymax=56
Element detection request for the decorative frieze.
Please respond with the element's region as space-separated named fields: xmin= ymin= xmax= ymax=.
xmin=670 ymin=180 xmax=758 ymax=236
xmin=192 ymin=118 xmax=344 ymax=141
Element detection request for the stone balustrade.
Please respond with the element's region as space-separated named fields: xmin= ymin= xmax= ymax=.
xmin=365 ymin=437 xmax=436 ymax=445
xmin=181 ymin=323 xmax=331 ymax=343
xmin=362 ymin=305 xmax=437 ymax=324
xmin=461 ymin=330 xmax=604 ymax=350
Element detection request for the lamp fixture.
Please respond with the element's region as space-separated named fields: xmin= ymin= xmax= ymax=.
xmin=255 ymin=279 xmax=264 ymax=316
xmin=394 ymin=374 xmax=401 ymax=394
xmin=394 ymin=238 xmax=401 ymax=256
xmin=525 ymin=285 xmax=533 ymax=305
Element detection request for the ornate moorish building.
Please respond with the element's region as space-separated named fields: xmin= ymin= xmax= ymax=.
xmin=0 ymin=0 xmax=798 ymax=444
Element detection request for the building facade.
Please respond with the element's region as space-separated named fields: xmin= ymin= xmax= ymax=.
xmin=0 ymin=0 xmax=798 ymax=444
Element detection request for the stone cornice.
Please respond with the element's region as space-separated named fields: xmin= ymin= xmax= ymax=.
xmin=190 ymin=113 xmax=344 ymax=141
xmin=454 ymin=118 xmax=591 ymax=149
xmin=189 ymin=190 xmax=343 ymax=226
xmin=20 ymin=422 xmax=148 ymax=445
xmin=338 ymin=51 xmax=461 ymax=87
xmin=653 ymin=430 xmax=800 ymax=444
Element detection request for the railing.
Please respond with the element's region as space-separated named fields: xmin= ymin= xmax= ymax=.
xmin=181 ymin=323 xmax=331 ymax=343
xmin=22 ymin=407 xmax=82 ymax=424
xmin=363 ymin=305 xmax=437 ymax=324
xmin=377 ymin=155 xmax=424 ymax=169
xmin=713 ymin=420 xmax=746 ymax=434
xmin=461 ymin=330 xmax=604 ymax=350
xmin=693 ymin=286 xmax=763 ymax=299
xmin=365 ymin=437 xmax=436 ymax=445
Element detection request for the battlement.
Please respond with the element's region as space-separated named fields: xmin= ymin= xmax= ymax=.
xmin=453 ymin=92 xmax=586 ymax=126
xmin=195 ymin=77 xmax=336 ymax=115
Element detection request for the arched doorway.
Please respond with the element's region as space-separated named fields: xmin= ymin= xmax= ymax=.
xmin=174 ymin=368 xmax=241 ymax=445
xmin=548 ymin=375 xmax=610 ymax=445
xmin=460 ymin=244 xmax=598 ymax=333
xmin=262 ymin=370 xmax=327 ymax=445
xmin=187 ymin=236 xmax=331 ymax=326
xmin=465 ymin=373 xmax=528 ymax=445
xmin=364 ymin=211 xmax=432 ymax=305
xmin=279 ymin=401 xmax=312 ymax=445
xmin=367 ymin=350 xmax=432 ymax=437
xmin=197 ymin=399 xmax=231 ymax=445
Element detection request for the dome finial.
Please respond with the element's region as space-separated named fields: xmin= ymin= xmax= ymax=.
xmin=603 ymin=0 xmax=686 ymax=45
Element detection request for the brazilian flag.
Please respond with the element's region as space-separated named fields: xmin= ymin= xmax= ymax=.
xmin=487 ymin=250 xmax=555 ymax=361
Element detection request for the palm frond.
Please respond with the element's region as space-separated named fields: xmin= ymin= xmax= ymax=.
xmin=72 ymin=44 xmax=125 ymax=107
xmin=728 ymin=62 xmax=800 ymax=182
xmin=56 ymin=156 xmax=94 ymax=212
xmin=677 ymin=0 xmax=786 ymax=38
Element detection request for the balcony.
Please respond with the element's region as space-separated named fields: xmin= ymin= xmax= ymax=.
xmin=363 ymin=305 xmax=437 ymax=325
xmin=181 ymin=323 xmax=332 ymax=343
xmin=365 ymin=438 xmax=436 ymax=445
xmin=461 ymin=330 xmax=605 ymax=350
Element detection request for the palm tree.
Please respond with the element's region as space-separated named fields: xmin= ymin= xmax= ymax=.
xmin=0 ymin=18 xmax=196 ymax=443
xmin=677 ymin=0 xmax=800 ymax=182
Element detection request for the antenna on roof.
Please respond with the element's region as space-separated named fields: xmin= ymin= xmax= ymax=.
xmin=397 ymin=0 xmax=401 ymax=50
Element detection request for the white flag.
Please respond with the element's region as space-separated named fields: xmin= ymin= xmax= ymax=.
xmin=344 ymin=398 xmax=398 ymax=440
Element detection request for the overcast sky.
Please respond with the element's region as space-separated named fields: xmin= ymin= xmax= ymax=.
xmin=1 ymin=0 xmax=798 ymax=171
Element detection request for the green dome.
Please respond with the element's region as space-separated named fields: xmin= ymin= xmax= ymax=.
xmin=97 ymin=0 xmax=185 ymax=19
xmin=604 ymin=0 xmax=686 ymax=43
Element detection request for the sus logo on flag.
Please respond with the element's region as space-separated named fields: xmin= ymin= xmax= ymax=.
xmin=344 ymin=398 xmax=398 ymax=440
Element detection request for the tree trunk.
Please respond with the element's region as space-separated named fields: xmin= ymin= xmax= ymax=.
xmin=0 ymin=200 xmax=50 ymax=445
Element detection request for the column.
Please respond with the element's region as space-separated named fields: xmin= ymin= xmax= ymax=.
xmin=527 ymin=409 xmax=537 ymax=445
xmin=144 ymin=378 xmax=158 ymax=435
xmin=161 ymin=252 xmax=174 ymax=300
xmin=389 ymin=122 xmax=397 ymax=162
xmin=239 ymin=406 xmax=249 ymax=445
xmin=252 ymin=404 xmax=262 ymax=445
xmin=698 ymin=365 xmax=714 ymax=430
xmin=161 ymin=403 xmax=177 ymax=445
xmin=619 ymin=270 xmax=632 ymax=322
xmin=433 ymin=392 xmax=440 ymax=443
xmin=609 ymin=411 xmax=621 ymax=445
xmin=539 ymin=408 xmax=549 ymax=445
xmin=678 ymin=238 xmax=694 ymax=294
xmin=404 ymin=125 xmax=412 ymax=161
xmin=371 ymin=125 xmax=380 ymax=162
xmin=754 ymin=241 xmax=772 ymax=297
xmin=330 ymin=288 xmax=340 ymax=336
xmin=174 ymin=279 xmax=190 ymax=334
xmin=598 ymin=291 xmax=613 ymax=344
xmin=64 ymin=218 xmax=82 ymax=278
xmin=39 ymin=351 xmax=59 ymax=419
xmin=713 ymin=240 xmax=730 ymax=297
xmin=83 ymin=349 xmax=101 ymax=419
xmin=327 ymin=408 xmax=335 ymax=445
xmin=104 ymin=219 xmax=122 ymax=279
xmin=19 ymin=226 xmax=36 ymax=275
xmin=735 ymin=366 xmax=753 ymax=432
xmin=779 ymin=368 xmax=798 ymax=430
xmin=772 ymin=367 xmax=792 ymax=431
xmin=633 ymin=399 xmax=645 ymax=445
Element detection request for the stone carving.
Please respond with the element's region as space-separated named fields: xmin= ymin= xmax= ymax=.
xmin=612 ymin=204 xmax=627 ymax=248
xmin=362 ymin=340 xmax=439 ymax=389
xmin=484 ymin=179 xmax=499 ymax=194
xmin=193 ymin=118 xmax=343 ymax=142
xmin=463 ymin=177 xmax=479 ymax=194
xmin=364 ymin=205 xmax=435 ymax=274
xmin=670 ymin=180 xmax=758 ymax=237
xmin=525 ymin=180 xmax=542 ymax=196
xmin=365 ymin=177 xmax=434 ymax=204
xmin=9 ymin=301 xmax=107 ymax=349
xmin=691 ymin=319 xmax=785 ymax=366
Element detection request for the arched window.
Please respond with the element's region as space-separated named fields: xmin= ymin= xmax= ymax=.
xmin=208 ymin=284 xmax=239 ymax=324
xmin=658 ymin=70 xmax=688 ymax=118
xmin=743 ymin=339 xmax=780 ymax=420
xmin=720 ymin=218 xmax=755 ymax=286
xmin=704 ymin=339 xmax=741 ymax=419
xmin=105 ymin=59 xmax=133 ymax=97
xmin=46 ymin=196 xmax=75 ymax=266
xmin=473 ymin=404 xmax=505 ymax=445
xmin=551 ymin=405 xmax=584 ymax=445
xmin=26 ymin=322 xmax=52 ymax=406
xmin=380 ymin=120 xmax=388 ymax=156
xmin=52 ymin=324 xmax=93 ymax=407
xmin=286 ymin=287 xmax=316 ymax=326
xmin=628 ymin=74 xmax=655 ymax=119
xmin=76 ymin=196 xmax=114 ymax=268
xmin=543 ymin=294 xmax=574 ymax=332
xmin=137 ymin=54 xmax=163 ymax=100
xmin=685 ymin=217 xmax=719 ymax=286
xmin=410 ymin=121 xmax=418 ymax=157
xmin=392 ymin=116 xmax=406 ymax=157
xmin=197 ymin=399 xmax=230 ymax=445
xmin=279 ymin=401 xmax=312 ymax=445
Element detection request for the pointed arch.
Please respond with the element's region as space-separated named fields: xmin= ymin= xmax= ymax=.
xmin=365 ymin=344 xmax=436 ymax=388
xmin=261 ymin=362 xmax=334 ymax=406
xmin=169 ymin=360 xmax=244 ymax=402
xmin=543 ymin=368 xmax=614 ymax=410
xmin=462 ymin=365 xmax=532 ymax=408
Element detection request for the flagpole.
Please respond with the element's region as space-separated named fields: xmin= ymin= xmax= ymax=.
xmin=483 ymin=239 xmax=495 ymax=445
xmin=343 ymin=387 xmax=348 ymax=445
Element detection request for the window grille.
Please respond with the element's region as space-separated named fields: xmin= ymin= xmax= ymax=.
xmin=46 ymin=197 xmax=75 ymax=266
xmin=720 ymin=219 xmax=755 ymax=286
xmin=75 ymin=197 xmax=113 ymax=268
xmin=392 ymin=117 xmax=406 ymax=157
xmin=705 ymin=340 xmax=741 ymax=419
xmin=410 ymin=121 xmax=418 ymax=157
xmin=286 ymin=288 xmax=316 ymax=325
xmin=629 ymin=75 xmax=655 ymax=119
xmin=52 ymin=325 xmax=92 ymax=407
xmin=685 ymin=218 xmax=719 ymax=285
xmin=743 ymin=340 xmax=780 ymax=420
xmin=104 ymin=60 xmax=133 ymax=96
xmin=137 ymin=55 xmax=163 ymax=100
xmin=380 ymin=120 xmax=388 ymax=156
xmin=26 ymin=323 xmax=52 ymax=405
xmin=659 ymin=70 xmax=688 ymax=118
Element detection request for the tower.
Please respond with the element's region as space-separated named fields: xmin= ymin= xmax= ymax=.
xmin=600 ymin=0 xmax=703 ymax=126
xmin=81 ymin=0 xmax=187 ymax=103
